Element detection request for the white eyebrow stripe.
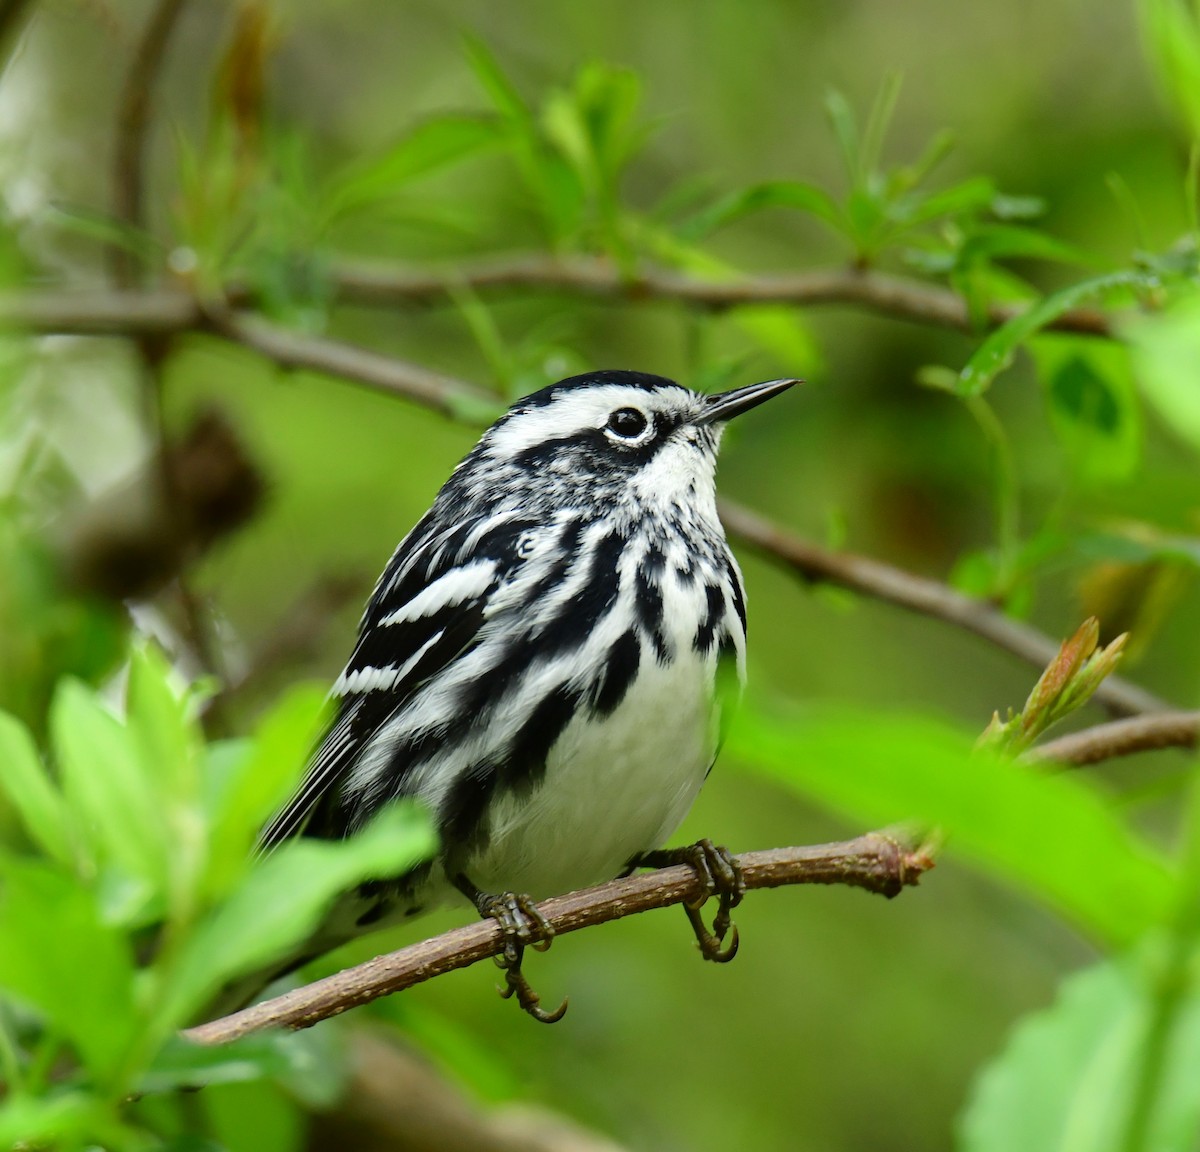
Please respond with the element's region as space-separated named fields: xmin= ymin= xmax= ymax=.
xmin=378 ymin=559 xmax=497 ymax=627
xmin=485 ymin=385 xmax=689 ymax=458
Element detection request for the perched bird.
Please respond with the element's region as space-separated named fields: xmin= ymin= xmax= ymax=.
xmin=256 ymin=369 xmax=796 ymax=1021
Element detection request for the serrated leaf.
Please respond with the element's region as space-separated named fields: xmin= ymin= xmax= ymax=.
xmin=731 ymin=706 xmax=1173 ymax=946
xmin=161 ymin=802 xmax=436 ymax=1026
xmin=50 ymin=679 xmax=167 ymax=890
xmin=960 ymin=957 xmax=1200 ymax=1152
xmin=0 ymin=711 xmax=72 ymax=865
xmin=958 ymin=270 xmax=1143 ymax=396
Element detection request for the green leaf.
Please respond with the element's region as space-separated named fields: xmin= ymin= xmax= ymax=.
xmin=731 ymin=706 xmax=1173 ymax=947
xmin=50 ymin=679 xmax=167 ymax=891
xmin=542 ymin=89 xmax=595 ymax=189
xmin=677 ymin=180 xmax=845 ymax=242
xmin=161 ymin=803 xmax=436 ymax=1026
xmin=958 ymin=270 xmax=1143 ymax=396
xmin=859 ymin=72 xmax=903 ymax=183
xmin=1139 ymin=0 xmax=1200 ymax=139
xmin=0 ymin=711 xmax=72 ymax=866
xmin=1033 ymin=338 xmax=1142 ymax=485
xmin=126 ymin=642 xmax=197 ymax=806
xmin=463 ymin=34 xmax=532 ymax=128
xmin=202 ymin=684 xmax=328 ymax=901
xmin=325 ymin=114 xmax=503 ymax=220
xmin=990 ymin=193 xmax=1047 ymax=220
xmin=0 ymin=1091 xmax=125 ymax=1152
xmin=45 ymin=205 xmax=163 ymax=266
xmin=729 ymin=304 xmax=822 ymax=376
xmin=960 ymin=957 xmax=1200 ymax=1152
xmin=824 ymin=89 xmax=862 ymax=183
xmin=1125 ymin=291 xmax=1200 ymax=454
xmin=148 ymin=1028 xmax=347 ymax=1118
xmin=892 ymin=175 xmax=997 ymax=227
xmin=960 ymin=222 xmax=1096 ymax=268
xmin=0 ymin=856 xmax=138 ymax=1077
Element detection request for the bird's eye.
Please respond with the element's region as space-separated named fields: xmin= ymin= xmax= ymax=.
xmin=606 ymin=407 xmax=649 ymax=440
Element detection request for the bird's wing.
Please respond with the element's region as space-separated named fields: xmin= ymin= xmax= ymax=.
xmin=257 ymin=510 xmax=530 ymax=852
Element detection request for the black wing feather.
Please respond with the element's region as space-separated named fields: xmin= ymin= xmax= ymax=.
xmin=257 ymin=510 xmax=518 ymax=851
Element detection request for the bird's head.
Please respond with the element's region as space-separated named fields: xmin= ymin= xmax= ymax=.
xmin=458 ymin=370 xmax=798 ymax=519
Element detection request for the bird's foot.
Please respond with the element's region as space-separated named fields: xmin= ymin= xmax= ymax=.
xmin=454 ymin=876 xmax=568 ymax=1024
xmin=631 ymin=839 xmax=744 ymax=963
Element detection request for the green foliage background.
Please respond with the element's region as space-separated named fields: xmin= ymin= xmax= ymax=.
xmin=3 ymin=1 xmax=1200 ymax=1149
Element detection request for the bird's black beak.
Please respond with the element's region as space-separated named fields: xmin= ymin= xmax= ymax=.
xmin=696 ymin=378 xmax=800 ymax=426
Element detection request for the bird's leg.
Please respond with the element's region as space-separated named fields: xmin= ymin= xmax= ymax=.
xmin=452 ymin=873 xmax=568 ymax=1024
xmin=630 ymin=839 xmax=744 ymax=963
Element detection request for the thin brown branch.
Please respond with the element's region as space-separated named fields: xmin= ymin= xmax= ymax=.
xmin=1033 ymin=710 xmax=1200 ymax=766
xmin=315 ymin=1031 xmax=633 ymax=1152
xmin=199 ymin=303 xmax=499 ymax=417
xmin=0 ymin=288 xmax=1169 ymax=715
xmin=182 ymin=834 xmax=932 ymax=1045
xmin=111 ymin=0 xmax=189 ymax=286
xmin=0 ymin=288 xmax=199 ymax=334
xmin=328 ymin=254 xmax=1114 ymax=337
xmin=718 ymin=498 xmax=1170 ymax=719
xmin=0 ymin=246 xmax=1117 ymax=345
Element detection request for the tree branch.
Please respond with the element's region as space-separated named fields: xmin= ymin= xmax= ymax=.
xmin=199 ymin=303 xmax=499 ymax=417
xmin=327 ymin=255 xmax=1114 ymax=337
xmin=111 ymin=0 xmax=189 ymax=286
xmin=0 ymin=288 xmax=199 ymax=334
xmin=717 ymin=498 xmax=1170 ymax=719
xmin=0 ymin=288 xmax=1168 ymax=715
xmin=0 ymin=247 xmax=1117 ymax=346
xmin=1033 ymin=710 xmax=1200 ymax=766
xmin=182 ymin=834 xmax=933 ymax=1045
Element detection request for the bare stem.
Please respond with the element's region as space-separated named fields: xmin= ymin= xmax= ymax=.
xmin=327 ymin=255 xmax=1114 ymax=337
xmin=182 ymin=834 xmax=933 ymax=1045
xmin=111 ymin=0 xmax=189 ymax=286
xmin=1032 ymin=711 xmax=1200 ymax=766
xmin=717 ymin=499 xmax=1170 ymax=719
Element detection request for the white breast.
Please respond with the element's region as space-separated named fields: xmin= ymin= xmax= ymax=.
xmin=468 ymin=632 xmax=722 ymax=899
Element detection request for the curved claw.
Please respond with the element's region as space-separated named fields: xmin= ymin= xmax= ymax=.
xmin=633 ymin=839 xmax=746 ymax=965
xmin=494 ymin=940 xmax=569 ymax=1023
xmin=707 ymin=922 xmax=740 ymax=964
xmin=683 ymin=900 xmax=740 ymax=963
xmin=453 ymin=876 xmax=566 ymax=1023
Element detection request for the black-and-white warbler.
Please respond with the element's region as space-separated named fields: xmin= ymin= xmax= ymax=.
xmin=257 ymin=369 xmax=796 ymax=1021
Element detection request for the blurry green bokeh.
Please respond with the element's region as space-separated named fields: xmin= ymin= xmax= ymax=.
xmin=3 ymin=1 xmax=1200 ymax=1150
